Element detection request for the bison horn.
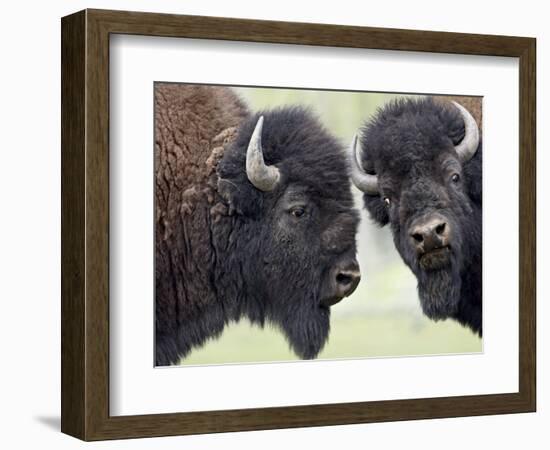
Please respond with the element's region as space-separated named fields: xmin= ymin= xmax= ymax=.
xmin=246 ymin=116 xmax=281 ymax=192
xmin=452 ymin=101 xmax=480 ymax=163
xmin=349 ymin=134 xmax=379 ymax=195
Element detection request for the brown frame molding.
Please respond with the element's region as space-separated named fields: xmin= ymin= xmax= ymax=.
xmin=61 ymin=9 xmax=536 ymax=441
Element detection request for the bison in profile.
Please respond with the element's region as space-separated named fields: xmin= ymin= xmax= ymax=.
xmin=155 ymin=84 xmax=360 ymax=365
xmin=350 ymin=97 xmax=482 ymax=335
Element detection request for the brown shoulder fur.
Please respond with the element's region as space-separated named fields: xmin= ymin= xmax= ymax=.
xmin=154 ymin=84 xmax=249 ymax=346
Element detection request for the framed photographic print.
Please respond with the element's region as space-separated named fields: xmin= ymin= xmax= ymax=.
xmin=61 ymin=9 xmax=536 ymax=441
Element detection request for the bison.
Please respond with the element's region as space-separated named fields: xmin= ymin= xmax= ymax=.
xmin=349 ymin=97 xmax=482 ymax=335
xmin=155 ymin=84 xmax=360 ymax=365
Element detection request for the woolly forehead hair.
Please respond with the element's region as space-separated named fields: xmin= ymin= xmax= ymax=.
xmin=359 ymin=97 xmax=467 ymax=174
xmin=223 ymin=106 xmax=352 ymax=201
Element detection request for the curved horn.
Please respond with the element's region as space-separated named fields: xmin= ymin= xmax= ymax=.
xmin=245 ymin=116 xmax=281 ymax=192
xmin=348 ymin=134 xmax=379 ymax=195
xmin=452 ymin=101 xmax=480 ymax=163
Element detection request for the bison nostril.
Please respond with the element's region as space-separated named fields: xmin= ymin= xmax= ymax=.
xmin=333 ymin=268 xmax=361 ymax=298
xmin=336 ymin=273 xmax=353 ymax=286
xmin=435 ymin=222 xmax=446 ymax=235
xmin=412 ymin=233 xmax=423 ymax=243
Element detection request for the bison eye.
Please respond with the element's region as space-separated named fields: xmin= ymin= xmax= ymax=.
xmin=290 ymin=207 xmax=305 ymax=218
xmin=383 ymin=197 xmax=391 ymax=207
xmin=451 ymin=173 xmax=460 ymax=183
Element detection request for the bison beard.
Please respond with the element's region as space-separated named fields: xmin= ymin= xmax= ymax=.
xmin=155 ymin=84 xmax=359 ymax=365
xmin=268 ymin=289 xmax=331 ymax=360
xmin=396 ymin=208 xmax=469 ymax=322
xmin=416 ymin=260 xmax=462 ymax=320
xmin=353 ymin=97 xmax=482 ymax=335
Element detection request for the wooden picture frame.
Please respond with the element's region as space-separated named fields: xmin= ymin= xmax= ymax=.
xmin=61 ymin=9 xmax=536 ymax=441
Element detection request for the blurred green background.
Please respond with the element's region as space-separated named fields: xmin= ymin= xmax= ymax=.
xmin=179 ymin=86 xmax=482 ymax=366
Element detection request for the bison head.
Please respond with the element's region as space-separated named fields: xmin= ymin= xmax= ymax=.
xmin=350 ymin=98 xmax=482 ymax=324
xmin=216 ymin=107 xmax=361 ymax=359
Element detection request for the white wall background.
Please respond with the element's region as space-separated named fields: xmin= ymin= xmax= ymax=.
xmin=0 ymin=1 xmax=545 ymax=448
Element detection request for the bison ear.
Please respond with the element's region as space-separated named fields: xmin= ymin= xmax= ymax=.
xmin=363 ymin=195 xmax=389 ymax=226
xmin=463 ymin=141 xmax=483 ymax=206
xmin=215 ymin=122 xmax=266 ymax=218
xmin=217 ymin=177 xmax=264 ymax=217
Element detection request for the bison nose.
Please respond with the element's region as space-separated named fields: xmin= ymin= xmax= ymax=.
xmin=321 ymin=259 xmax=361 ymax=308
xmin=410 ymin=215 xmax=450 ymax=254
xmin=334 ymin=260 xmax=361 ymax=298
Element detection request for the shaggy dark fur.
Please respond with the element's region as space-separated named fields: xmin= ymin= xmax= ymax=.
xmin=155 ymin=84 xmax=359 ymax=365
xmin=359 ymin=97 xmax=482 ymax=335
